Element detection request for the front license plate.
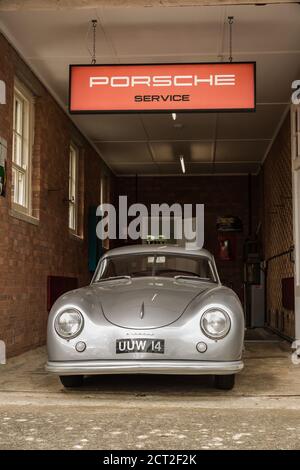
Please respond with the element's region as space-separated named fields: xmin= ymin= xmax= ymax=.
xmin=116 ymin=338 xmax=165 ymax=354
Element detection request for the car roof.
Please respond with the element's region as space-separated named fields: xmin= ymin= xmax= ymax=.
xmin=102 ymin=244 xmax=214 ymax=260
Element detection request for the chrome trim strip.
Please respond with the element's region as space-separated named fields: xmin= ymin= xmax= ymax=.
xmin=46 ymin=360 xmax=243 ymax=376
xmin=140 ymin=302 xmax=145 ymax=320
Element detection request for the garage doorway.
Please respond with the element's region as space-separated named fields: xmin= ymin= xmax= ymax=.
xmin=0 ymin=2 xmax=299 ymax=354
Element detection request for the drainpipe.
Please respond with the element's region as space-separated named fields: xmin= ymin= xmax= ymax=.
xmin=248 ymin=173 xmax=252 ymax=238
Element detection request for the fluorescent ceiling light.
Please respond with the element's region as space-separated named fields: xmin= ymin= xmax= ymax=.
xmin=180 ymin=155 xmax=186 ymax=174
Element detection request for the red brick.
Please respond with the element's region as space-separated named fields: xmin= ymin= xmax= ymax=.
xmin=0 ymin=33 xmax=113 ymax=357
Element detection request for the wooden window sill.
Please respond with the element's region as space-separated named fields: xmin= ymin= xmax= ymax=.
xmin=9 ymin=207 xmax=39 ymax=226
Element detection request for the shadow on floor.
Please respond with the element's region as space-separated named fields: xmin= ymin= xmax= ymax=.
xmin=80 ymin=373 xmax=217 ymax=394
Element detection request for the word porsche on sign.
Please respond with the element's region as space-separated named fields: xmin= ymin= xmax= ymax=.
xmin=89 ymin=74 xmax=236 ymax=88
xmin=69 ymin=62 xmax=256 ymax=113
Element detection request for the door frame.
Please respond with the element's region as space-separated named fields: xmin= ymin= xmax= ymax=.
xmin=291 ymin=104 xmax=300 ymax=340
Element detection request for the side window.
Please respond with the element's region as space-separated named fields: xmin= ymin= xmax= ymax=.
xmin=12 ymin=80 xmax=34 ymax=213
xmin=68 ymin=144 xmax=79 ymax=233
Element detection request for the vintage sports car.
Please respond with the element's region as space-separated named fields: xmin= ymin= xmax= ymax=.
xmin=46 ymin=245 xmax=244 ymax=390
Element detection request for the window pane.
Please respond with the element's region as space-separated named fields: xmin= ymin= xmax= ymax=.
xmin=95 ymin=254 xmax=216 ymax=282
xmin=12 ymin=167 xmax=17 ymax=204
xmin=13 ymin=133 xmax=22 ymax=166
xmin=69 ymin=153 xmax=73 ymax=201
xmin=12 ymin=84 xmax=34 ymax=211
xmin=14 ymin=97 xmax=23 ymax=135
xmin=69 ymin=203 xmax=75 ymax=230
xmin=68 ymin=146 xmax=78 ymax=231
xmin=17 ymin=171 xmax=25 ymax=206
xmin=12 ymin=167 xmax=26 ymax=206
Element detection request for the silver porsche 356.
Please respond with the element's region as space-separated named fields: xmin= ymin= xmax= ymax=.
xmin=46 ymin=245 xmax=244 ymax=390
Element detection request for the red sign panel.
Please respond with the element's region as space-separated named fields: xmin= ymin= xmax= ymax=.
xmin=69 ymin=62 xmax=255 ymax=113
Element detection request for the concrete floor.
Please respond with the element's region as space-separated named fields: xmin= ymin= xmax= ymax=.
xmin=0 ymin=333 xmax=299 ymax=449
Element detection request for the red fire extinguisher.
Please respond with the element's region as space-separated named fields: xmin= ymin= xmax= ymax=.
xmin=218 ymin=238 xmax=231 ymax=261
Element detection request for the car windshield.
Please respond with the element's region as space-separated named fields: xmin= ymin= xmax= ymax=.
xmin=94 ymin=253 xmax=217 ymax=282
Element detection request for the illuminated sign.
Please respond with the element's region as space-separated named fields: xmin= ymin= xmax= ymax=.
xmin=69 ymin=62 xmax=255 ymax=113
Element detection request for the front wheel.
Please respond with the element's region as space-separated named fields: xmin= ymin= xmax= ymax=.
xmin=215 ymin=374 xmax=235 ymax=390
xmin=59 ymin=375 xmax=84 ymax=388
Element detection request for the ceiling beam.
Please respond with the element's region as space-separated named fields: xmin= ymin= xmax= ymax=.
xmin=0 ymin=0 xmax=299 ymax=11
xmin=94 ymin=138 xmax=271 ymax=143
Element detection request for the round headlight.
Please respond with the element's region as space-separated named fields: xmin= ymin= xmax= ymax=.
xmin=54 ymin=309 xmax=83 ymax=339
xmin=200 ymin=308 xmax=231 ymax=339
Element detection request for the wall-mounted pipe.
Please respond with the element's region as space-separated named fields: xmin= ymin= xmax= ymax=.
xmin=248 ymin=173 xmax=252 ymax=237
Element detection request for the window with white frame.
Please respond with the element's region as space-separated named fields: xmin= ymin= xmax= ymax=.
xmin=12 ymin=81 xmax=34 ymax=212
xmin=69 ymin=144 xmax=79 ymax=232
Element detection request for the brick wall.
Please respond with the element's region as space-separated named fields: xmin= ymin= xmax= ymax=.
xmin=115 ymin=174 xmax=259 ymax=301
xmin=261 ymin=113 xmax=295 ymax=338
xmin=0 ymin=33 xmax=113 ymax=356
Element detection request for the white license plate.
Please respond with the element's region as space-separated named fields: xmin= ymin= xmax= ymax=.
xmin=116 ymin=338 xmax=165 ymax=354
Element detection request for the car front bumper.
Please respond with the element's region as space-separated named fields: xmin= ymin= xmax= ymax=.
xmin=46 ymin=360 xmax=244 ymax=376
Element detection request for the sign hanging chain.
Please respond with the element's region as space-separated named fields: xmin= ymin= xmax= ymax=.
xmin=91 ymin=19 xmax=98 ymax=65
xmin=228 ymin=16 xmax=234 ymax=63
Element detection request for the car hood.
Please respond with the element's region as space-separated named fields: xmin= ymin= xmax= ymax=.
xmin=91 ymin=277 xmax=214 ymax=329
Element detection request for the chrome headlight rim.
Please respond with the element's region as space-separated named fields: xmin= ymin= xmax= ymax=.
xmin=54 ymin=308 xmax=84 ymax=339
xmin=200 ymin=307 xmax=231 ymax=340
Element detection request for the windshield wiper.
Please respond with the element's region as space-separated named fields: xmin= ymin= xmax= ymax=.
xmin=174 ymin=275 xmax=211 ymax=281
xmin=95 ymin=275 xmax=131 ymax=283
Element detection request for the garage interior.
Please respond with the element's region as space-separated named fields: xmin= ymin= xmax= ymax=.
xmin=0 ymin=1 xmax=299 ymax=359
